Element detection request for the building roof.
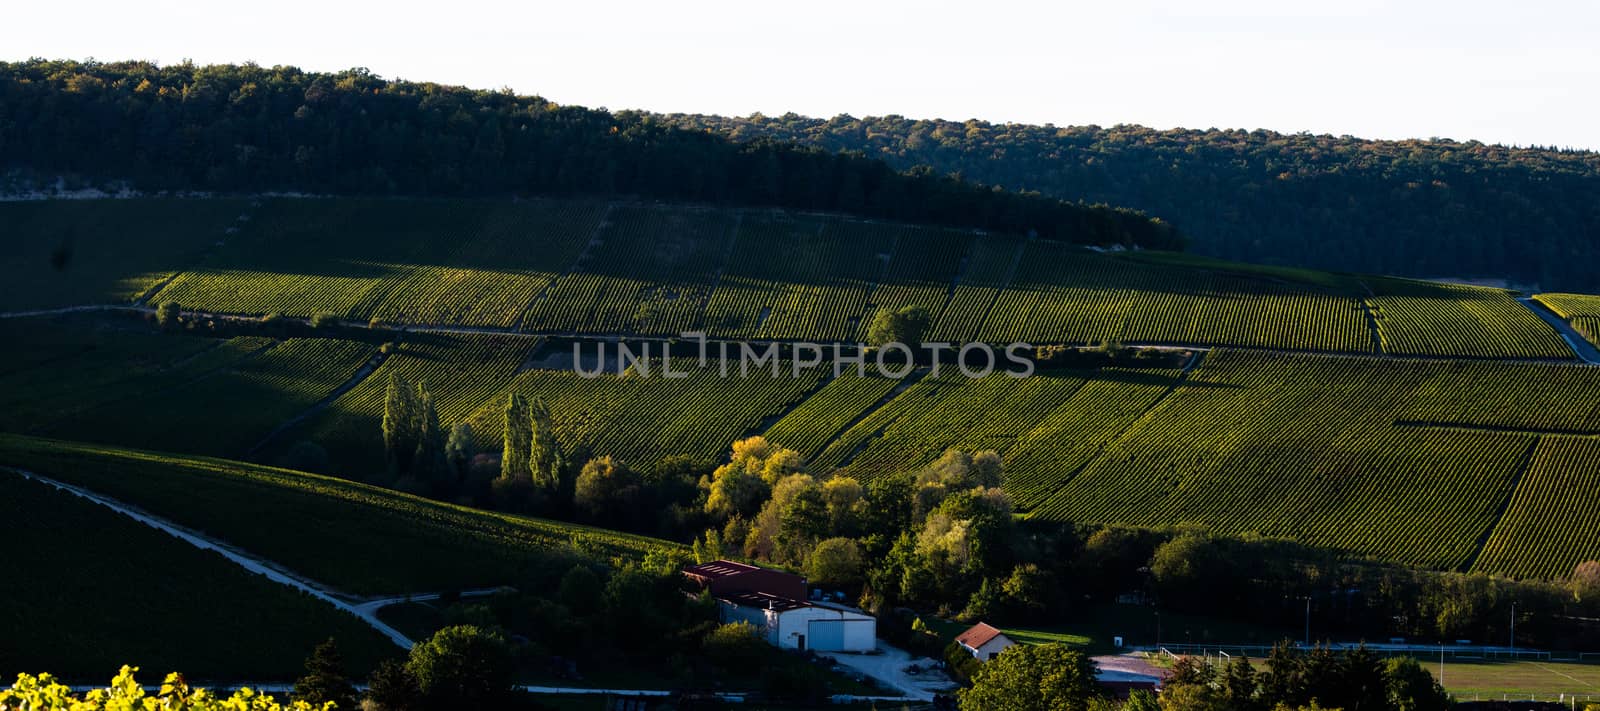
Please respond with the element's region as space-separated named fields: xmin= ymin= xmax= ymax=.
xmin=683 ymin=559 xmax=763 ymax=580
xmin=719 ymin=590 xmax=810 ymax=613
xmin=956 ymin=622 xmax=1009 ymax=650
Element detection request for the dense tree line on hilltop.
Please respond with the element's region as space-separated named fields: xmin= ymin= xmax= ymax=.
xmin=0 ymin=60 xmax=1179 ymax=249
xmin=663 ymin=112 xmax=1600 ymax=292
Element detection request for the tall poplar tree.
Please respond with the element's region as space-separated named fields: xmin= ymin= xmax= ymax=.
xmin=501 ymin=393 xmax=532 ymax=481
xmin=529 ymin=397 xmax=566 ymax=494
xmin=382 ymin=373 xmax=419 ymax=479
xmin=413 ymin=388 xmax=449 ymax=496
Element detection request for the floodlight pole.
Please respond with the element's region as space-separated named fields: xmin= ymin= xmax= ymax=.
xmin=1303 ymin=597 xmax=1312 ymax=646
xmin=1510 ymin=602 xmax=1516 ymax=653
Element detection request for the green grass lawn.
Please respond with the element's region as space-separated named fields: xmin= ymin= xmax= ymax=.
xmin=926 ymin=604 xmax=1296 ymax=656
xmin=1420 ymin=658 xmax=1600 ymax=700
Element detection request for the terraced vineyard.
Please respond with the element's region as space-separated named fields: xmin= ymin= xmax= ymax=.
xmin=760 ymin=372 xmax=901 ymax=459
xmin=0 ymin=471 xmax=395 ymax=680
xmin=7 ymin=197 xmax=1576 ymax=361
xmin=0 ymin=434 xmax=678 ymax=595
xmin=4 ymin=197 xmax=1599 ymax=584
xmin=788 ymin=363 xmax=1189 ymax=513
xmin=43 ymin=337 xmax=375 ymax=457
xmin=702 ymin=214 xmax=896 ymax=341
xmin=926 ymin=233 xmax=1024 ymax=343
xmin=852 ymin=225 xmax=972 ymax=341
xmin=272 ymin=333 xmax=537 ymax=477
xmin=1027 ymin=351 xmax=1600 ymax=571
xmin=152 ymin=198 xmax=600 ymax=327
xmin=1366 ymin=278 xmax=1572 ymax=358
xmin=976 ymin=242 xmax=1373 ymax=352
xmin=525 ymin=205 xmax=732 ymax=334
xmin=463 ymin=359 xmax=828 ymax=466
xmin=1536 ymin=293 xmax=1600 ymax=347
xmin=0 ymin=198 xmax=249 ymax=311
xmin=1472 ymin=437 xmax=1600 ymax=579
xmin=0 ymin=318 xmax=248 ymax=431
xmin=762 ymin=348 xmax=1599 ymax=574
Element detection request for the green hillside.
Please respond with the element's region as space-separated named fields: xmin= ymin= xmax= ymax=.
xmin=0 ymin=196 xmax=1596 ymax=586
xmin=0 ymin=472 xmax=396 ymax=680
xmin=3 ymin=312 xmax=1594 ymax=579
xmin=2 ymin=197 xmax=1573 ymax=359
xmin=0 ymin=435 xmax=678 ymax=595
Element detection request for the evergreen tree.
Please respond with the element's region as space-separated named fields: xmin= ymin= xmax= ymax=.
xmin=528 ymin=397 xmax=566 ymax=494
xmin=365 ymin=658 xmax=420 ymax=711
xmin=500 ymin=393 xmax=531 ymax=481
xmin=1224 ymin=654 xmax=1262 ymax=711
xmin=292 ymin=638 xmax=357 ymax=710
xmin=382 ymin=373 xmax=419 ymax=480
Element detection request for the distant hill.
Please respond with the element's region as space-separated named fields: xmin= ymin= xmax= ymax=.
xmin=661 ymin=114 xmax=1600 ymax=292
xmin=0 ymin=60 xmax=1177 ymax=249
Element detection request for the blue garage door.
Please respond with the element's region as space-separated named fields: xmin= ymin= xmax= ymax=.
xmin=808 ymin=620 xmax=845 ymax=651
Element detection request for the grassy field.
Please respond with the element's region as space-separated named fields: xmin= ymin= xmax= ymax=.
xmin=0 ymin=472 xmax=396 ymax=682
xmin=0 ymin=435 xmax=680 ymax=595
xmin=1409 ymin=658 xmax=1600 ymax=700
xmin=3 ymin=196 xmax=1572 ymax=360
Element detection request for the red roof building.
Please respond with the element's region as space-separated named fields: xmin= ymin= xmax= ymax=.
xmin=682 ymin=559 xmax=808 ymax=602
xmin=955 ymin=622 xmax=1017 ymax=661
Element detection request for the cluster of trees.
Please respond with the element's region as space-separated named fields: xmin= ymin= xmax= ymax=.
xmin=358 ymin=559 xmax=845 ymax=705
xmin=0 ymin=60 xmax=1180 ymax=249
xmin=492 ymin=394 xmax=566 ymax=508
xmin=377 ymin=374 xmax=464 ymax=497
xmin=951 ymin=643 xmax=1455 ymax=711
xmin=666 ymin=113 xmax=1600 ymax=292
xmin=1158 ymin=645 xmax=1450 ymax=711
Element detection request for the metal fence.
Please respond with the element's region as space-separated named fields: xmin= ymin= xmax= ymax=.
xmin=1148 ymin=642 xmax=1559 ymax=662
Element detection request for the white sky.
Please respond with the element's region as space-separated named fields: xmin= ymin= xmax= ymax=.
xmin=5 ymin=0 xmax=1597 ymax=150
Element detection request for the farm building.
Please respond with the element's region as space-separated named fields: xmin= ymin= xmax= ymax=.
xmin=683 ymin=560 xmax=876 ymax=652
xmin=955 ymin=622 xmax=1017 ymax=661
xmin=682 ymin=559 xmax=808 ymax=600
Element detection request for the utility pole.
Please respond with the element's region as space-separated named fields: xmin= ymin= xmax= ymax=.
xmin=1303 ymin=596 xmax=1312 ymax=646
xmin=1510 ymin=602 xmax=1517 ymax=654
xmin=1440 ymin=644 xmax=1446 ymax=688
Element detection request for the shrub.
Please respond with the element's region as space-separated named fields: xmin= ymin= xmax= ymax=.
xmin=155 ymin=301 xmax=181 ymax=330
xmin=309 ymin=311 xmax=340 ymax=329
xmin=702 ymin=621 xmax=766 ymax=675
xmin=406 ymin=625 xmax=514 ymax=711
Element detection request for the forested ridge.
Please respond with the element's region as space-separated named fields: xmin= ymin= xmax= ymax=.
xmin=663 ymin=112 xmax=1600 ymax=292
xmin=0 ymin=60 xmax=1179 ymax=249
